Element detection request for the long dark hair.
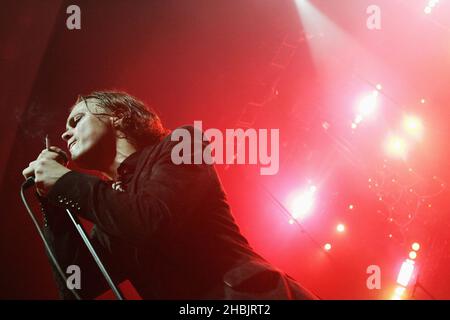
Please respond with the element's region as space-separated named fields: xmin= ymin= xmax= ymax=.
xmin=75 ymin=91 xmax=170 ymax=149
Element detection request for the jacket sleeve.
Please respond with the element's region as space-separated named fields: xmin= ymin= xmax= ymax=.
xmin=45 ymin=130 xmax=213 ymax=247
xmin=39 ymin=195 xmax=125 ymax=299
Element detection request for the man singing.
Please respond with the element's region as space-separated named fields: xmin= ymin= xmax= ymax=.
xmin=22 ymin=91 xmax=316 ymax=299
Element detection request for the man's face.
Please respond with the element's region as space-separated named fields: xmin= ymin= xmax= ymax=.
xmin=62 ymin=99 xmax=115 ymax=169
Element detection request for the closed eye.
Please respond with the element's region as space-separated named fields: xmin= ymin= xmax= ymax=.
xmin=73 ymin=114 xmax=84 ymax=126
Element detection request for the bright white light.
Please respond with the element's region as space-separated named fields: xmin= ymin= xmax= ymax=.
xmin=349 ymin=204 xmax=354 ymax=210
xmin=429 ymin=0 xmax=439 ymax=7
xmin=336 ymin=223 xmax=345 ymax=233
xmin=403 ymin=115 xmax=422 ymax=131
xmin=324 ymin=243 xmax=331 ymax=251
xmin=322 ymin=121 xmax=330 ymax=130
xmin=288 ymin=186 xmax=317 ymax=221
xmin=376 ymin=84 xmax=382 ymax=91
xmin=294 ymin=0 xmax=375 ymax=79
xmin=353 ymin=91 xmax=379 ymax=126
xmin=357 ymin=90 xmax=379 ymax=118
xmin=354 ymin=114 xmax=363 ymax=124
xmin=392 ymin=286 xmax=406 ymax=300
xmin=409 ymin=251 xmax=417 ymax=260
xmin=397 ymin=259 xmax=415 ymax=287
xmin=384 ymin=135 xmax=408 ymax=159
xmin=395 ymin=286 xmax=405 ymax=296
xmin=412 ymin=242 xmax=420 ymax=251
xmin=403 ymin=115 xmax=424 ymax=140
xmin=424 ymin=6 xmax=432 ymax=14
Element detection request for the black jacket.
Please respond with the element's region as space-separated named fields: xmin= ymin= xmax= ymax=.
xmin=41 ymin=126 xmax=317 ymax=299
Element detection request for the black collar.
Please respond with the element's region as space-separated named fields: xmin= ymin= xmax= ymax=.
xmin=117 ymin=150 xmax=143 ymax=179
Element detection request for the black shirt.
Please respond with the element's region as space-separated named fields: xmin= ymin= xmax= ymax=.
xmin=41 ymin=126 xmax=317 ymax=299
xmin=113 ymin=150 xmax=142 ymax=192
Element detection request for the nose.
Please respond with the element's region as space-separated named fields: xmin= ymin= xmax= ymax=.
xmin=61 ymin=129 xmax=73 ymax=143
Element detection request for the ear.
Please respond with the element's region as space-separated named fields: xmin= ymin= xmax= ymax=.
xmin=110 ymin=117 xmax=127 ymax=139
xmin=110 ymin=116 xmax=124 ymax=129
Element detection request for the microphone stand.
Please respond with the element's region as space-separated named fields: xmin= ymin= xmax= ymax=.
xmin=21 ymin=177 xmax=124 ymax=300
xmin=64 ymin=207 xmax=123 ymax=300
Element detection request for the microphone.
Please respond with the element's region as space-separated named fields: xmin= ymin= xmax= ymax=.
xmin=22 ymin=135 xmax=47 ymax=190
xmin=22 ymin=177 xmax=35 ymax=189
xmin=22 ymin=135 xmax=68 ymax=190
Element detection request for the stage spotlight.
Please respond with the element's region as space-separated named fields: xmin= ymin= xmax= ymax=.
xmin=353 ymin=90 xmax=378 ymax=126
xmin=392 ymin=286 xmax=406 ymax=300
xmin=354 ymin=114 xmax=363 ymax=124
xmin=384 ymin=135 xmax=408 ymax=159
xmin=376 ymin=84 xmax=382 ymax=91
xmin=288 ymin=186 xmax=317 ymax=221
xmin=409 ymin=251 xmax=417 ymax=260
xmin=429 ymin=0 xmax=439 ymax=7
xmin=324 ymin=243 xmax=331 ymax=251
xmin=336 ymin=223 xmax=345 ymax=233
xmin=395 ymin=286 xmax=405 ymax=295
xmin=395 ymin=286 xmax=406 ymax=297
xmin=424 ymin=0 xmax=439 ymax=14
xmin=358 ymin=90 xmax=378 ymax=117
xmin=397 ymin=259 xmax=415 ymax=287
xmin=412 ymin=242 xmax=420 ymax=251
xmin=403 ymin=115 xmax=424 ymax=140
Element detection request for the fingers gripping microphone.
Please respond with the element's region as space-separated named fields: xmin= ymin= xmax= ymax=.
xmin=23 ymin=135 xmax=69 ymax=191
xmin=22 ymin=176 xmax=35 ymax=189
xmin=22 ymin=135 xmax=52 ymax=189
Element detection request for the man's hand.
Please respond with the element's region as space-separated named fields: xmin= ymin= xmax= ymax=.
xmin=22 ymin=146 xmax=71 ymax=197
